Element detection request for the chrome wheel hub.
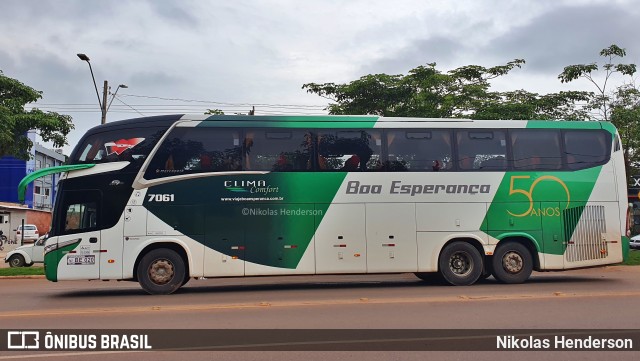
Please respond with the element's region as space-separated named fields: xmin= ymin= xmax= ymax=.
xmin=149 ymin=259 xmax=174 ymax=285
xmin=502 ymin=251 xmax=524 ymax=274
xmin=449 ymin=252 xmax=472 ymax=276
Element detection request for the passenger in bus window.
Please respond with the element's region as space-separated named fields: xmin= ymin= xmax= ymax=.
xmin=308 ymin=134 xmax=329 ymax=171
xmin=243 ymin=137 xmax=254 ymax=169
xmin=274 ymin=153 xmax=293 ymax=171
xmin=200 ymin=153 xmax=212 ymax=170
xmin=165 ymin=154 xmax=175 ymax=170
xmin=459 ymin=153 xmax=475 ymax=170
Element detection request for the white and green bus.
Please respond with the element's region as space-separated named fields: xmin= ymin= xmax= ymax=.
xmin=27 ymin=115 xmax=630 ymax=294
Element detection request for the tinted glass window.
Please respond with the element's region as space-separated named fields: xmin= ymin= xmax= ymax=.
xmin=57 ymin=190 xmax=101 ymax=235
xmin=145 ymin=127 xmax=242 ymax=179
xmin=72 ymin=127 xmax=167 ymax=166
xmin=386 ymin=130 xmax=452 ymax=171
xmin=243 ymin=130 xmax=312 ymax=171
xmin=564 ymin=130 xmax=611 ymax=170
xmin=511 ymin=129 xmax=562 ymax=170
xmin=316 ymin=130 xmax=382 ymax=171
xmin=456 ymin=130 xmax=507 ymax=171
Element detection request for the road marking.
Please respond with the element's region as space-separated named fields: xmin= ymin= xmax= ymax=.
xmin=1 ymin=290 xmax=640 ymax=319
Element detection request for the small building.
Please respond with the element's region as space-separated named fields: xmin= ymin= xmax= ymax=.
xmin=0 ymin=131 xmax=66 ymax=249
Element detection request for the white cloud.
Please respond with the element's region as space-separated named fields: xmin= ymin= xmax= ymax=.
xmin=0 ymin=0 xmax=638 ymax=153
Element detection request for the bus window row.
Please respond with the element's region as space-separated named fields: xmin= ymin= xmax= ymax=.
xmin=143 ymin=127 xmax=612 ymax=178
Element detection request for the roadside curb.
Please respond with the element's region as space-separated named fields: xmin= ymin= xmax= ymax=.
xmin=0 ymin=275 xmax=46 ymax=280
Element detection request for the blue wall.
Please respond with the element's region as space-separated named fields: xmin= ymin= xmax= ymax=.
xmin=0 ymin=156 xmax=32 ymax=206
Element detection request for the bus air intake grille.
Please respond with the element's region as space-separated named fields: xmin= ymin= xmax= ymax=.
xmin=562 ymin=205 xmax=608 ymax=262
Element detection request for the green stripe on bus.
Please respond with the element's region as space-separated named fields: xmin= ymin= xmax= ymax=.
xmin=480 ymin=166 xmax=602 ymax=255
xmin=144 ymin=172 xmax=348 ymax=269
xmin=202 ymin=115 xmax=379 ymax=123
xmin=525 ymin=120 xmax=603 ymax=130
xmin=196 ymin=121 xmax=379 ymax=129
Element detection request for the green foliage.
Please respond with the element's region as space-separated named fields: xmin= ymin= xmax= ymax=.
xmin=611 ymin=84 xmax=640 ymax=175
xmin=473 ymin=90 xmax=592 ymax=120
xmin=304 ymin=59 xmax=588 ymax=121
xmin=303 ymin=60 xmax=528 ymax=118
xmin=558 ymin=44 xmax=639 ymax=176
xmin=0 ymin=71 xmax=74 ymax=160
xmin=558 ymin=44 xmax=637 ymax=121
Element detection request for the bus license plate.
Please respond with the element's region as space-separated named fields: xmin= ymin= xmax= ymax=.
xmin=67 ymin=255 xmax=95 ymax=265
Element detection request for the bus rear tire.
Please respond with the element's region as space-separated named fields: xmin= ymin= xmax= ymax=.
xmin=491 ymin=242 xmax=533 ymax=284
xmin=137 ymin=249 xmax=186 ymax=295
xmin=438 ymin=241 xmax=483 ymax=286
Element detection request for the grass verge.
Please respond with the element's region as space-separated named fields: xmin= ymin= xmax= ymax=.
xmin=623 ymin=250 xmax=640 ymax=265
xmin=0 ymin=266 xmax=44 ymax=276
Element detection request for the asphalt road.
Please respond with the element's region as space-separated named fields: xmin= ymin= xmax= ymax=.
xmin=0 ymin=266 xmax=639 ymax=360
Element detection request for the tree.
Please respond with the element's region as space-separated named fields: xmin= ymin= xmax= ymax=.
xmin=558 ymin=44 xmax=637 ymax=121
xmin=0 ymin=70 xmax=74 ymax=159
xmin=610 ymin=84 xmax=640 ymax=176
xmin=472 ymin=90 xmax=591 ymax=120
xmin=303 ymin=60 xmax=527 ymax=117
xmin=304 ymin=60 xmax=589 ymax=121
xmin=559 ymin=44 xmax=638 ymax=176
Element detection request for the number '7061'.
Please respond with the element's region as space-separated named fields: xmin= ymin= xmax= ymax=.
xmin=147 ymin=194 xmax=175 ymax=202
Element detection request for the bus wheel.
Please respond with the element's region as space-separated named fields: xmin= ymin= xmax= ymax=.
xmin=182 ymin=273 xmax=191 ymax=286
xmin=491 ymin=242 xmax=533 ymax=284
xmin=438 ymin=241 xmax=483 ymax=286
xmin=137 ymin=249 xmax=186 ymax=295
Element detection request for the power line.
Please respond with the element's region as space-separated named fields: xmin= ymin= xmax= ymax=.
xmin=117 ymin=93 xmax=328 ymax=109
xmin=31 ymin=106 xmax=327 ymax=115
xmin=113 ymin=95 xmax=146 ymax=116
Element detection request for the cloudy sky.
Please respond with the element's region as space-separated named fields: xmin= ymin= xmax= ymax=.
xmin=1 ymin=0 xmax=638 ymax=153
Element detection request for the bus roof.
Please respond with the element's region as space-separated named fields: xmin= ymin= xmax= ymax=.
xmin=94 ymin=114 xmax=611 ymax=131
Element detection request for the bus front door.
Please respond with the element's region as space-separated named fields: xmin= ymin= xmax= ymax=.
xmin=55 ymin=190 xmax=102 ymax=280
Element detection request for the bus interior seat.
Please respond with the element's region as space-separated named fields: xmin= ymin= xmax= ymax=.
xmin=480 ymin=156 xmax=506 ymax=170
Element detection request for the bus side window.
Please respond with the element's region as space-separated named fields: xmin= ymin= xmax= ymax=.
xmin=564 ymin=130 xmax=610 ymax=170
xmin=511 ymin=129 xmax=561 ymax=171
xmin=456 ymin=130 xmax=506 ymax=171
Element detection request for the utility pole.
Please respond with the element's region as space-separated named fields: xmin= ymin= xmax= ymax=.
xmin=101 ymin=80 xmax=108 ymax=124
xmin=77 ymin=53 xmax=127 ymax=125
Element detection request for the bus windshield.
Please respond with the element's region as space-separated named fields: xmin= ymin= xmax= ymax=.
xmin=69 ymin=127 xmax=167 ymax=166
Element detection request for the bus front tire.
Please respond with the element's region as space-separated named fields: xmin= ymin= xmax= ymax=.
xmin=491 ymin=242 xmax=533 ymax=284
xmin=438 ymin=241 xmax=483 ymax=286
xmin=137 ymin=249 xmax=186 ymax=295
